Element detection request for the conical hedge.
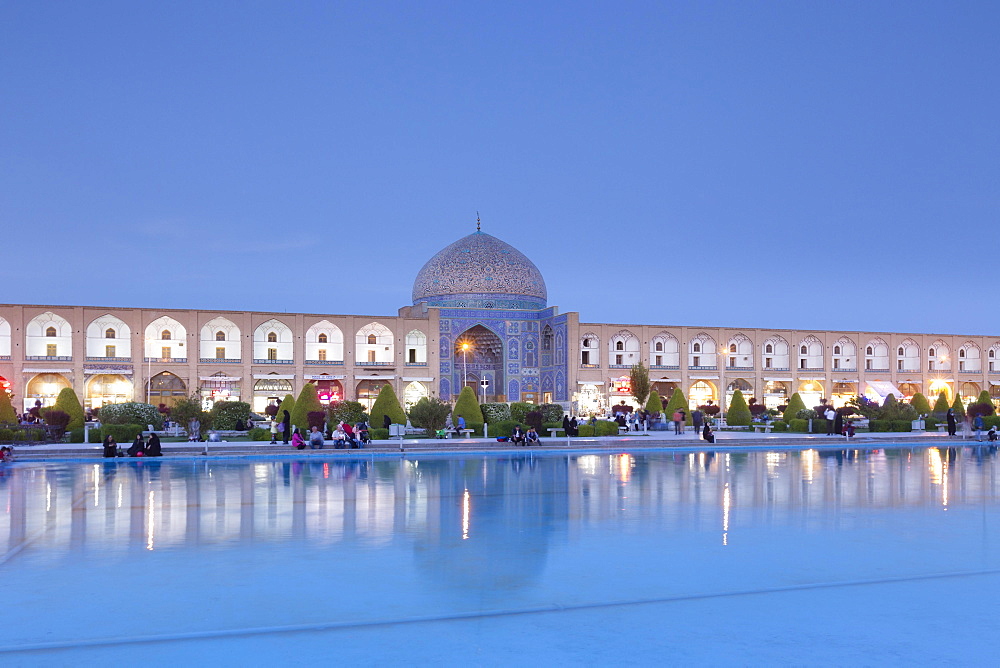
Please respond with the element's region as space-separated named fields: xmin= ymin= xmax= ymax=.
xmin=783 ymin=392 xmax=807 ymax=423
xmin=663 ymin=388 xmax=689 ymax=424
xmin=0 ymin=391 xmax=16 ymax=424
xmin=452 ymin=386 xmax=483 ymax=431
xmin=910 ymin=392 xmax=931 ymax=415
xmin=55 ymin=387 xmax=85 ymax=429
xmin=645 ymin=390 xmax=662 ymax=416
xmin=369 ymin=383 xmax=406 ymax=427
xmin=276 ymin=393 xmax=296 ymax=427
xmin=291 ymin=383 xmax=322 ymax=431
xmin=932 ymin=391 xmax=950 ymax=418
xmin=951 ymin=393 xmax=966 ymax=419
xmin=726 ymin=389 xmax=752 ymax=426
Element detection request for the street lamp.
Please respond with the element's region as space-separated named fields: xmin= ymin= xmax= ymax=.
xmin=461 ymin=342 xmax=471 ymax=392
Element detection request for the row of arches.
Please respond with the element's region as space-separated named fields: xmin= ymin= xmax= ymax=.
xmin=18 ymin=370 xmax=433 ymax=413
xmin=578 ymin=331 xmax=1000 ymax=373
xmin=2 ymin=313 xmax=427 ymax=364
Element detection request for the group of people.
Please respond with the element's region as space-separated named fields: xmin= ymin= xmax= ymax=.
xmin=102 ymin=433 xmax=162 ymax=458
xmin=289 ymin=421 xmax=370 ymax=450
xmin=507 ymin=424 xmax=540 ymax=446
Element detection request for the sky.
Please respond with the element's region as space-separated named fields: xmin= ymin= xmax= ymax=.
xmin=2 ymin=1 xmax=998 ymax=336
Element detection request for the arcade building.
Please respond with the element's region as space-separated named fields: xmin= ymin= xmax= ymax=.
xmin=2 ymin=229 xmax=999 ymax=416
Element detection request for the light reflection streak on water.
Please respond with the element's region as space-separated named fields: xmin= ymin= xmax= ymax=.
xmin=46 ymin=483 xmax=51 ymax=513
xmin=462 ymin=489 xmax=470 ymax=540
xmin=617 ymin=454 xmax=632 ymax=483
xmin=146 ymin=490 xmax=155 ymax=551
xmin=722 ymin=482 xmax=731 ymax=546
xmin=801 ymin=450 xmax=817 ymax=483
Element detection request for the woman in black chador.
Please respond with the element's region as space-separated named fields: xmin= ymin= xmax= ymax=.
xmin=281 ymin=410 xmax=291 ymax=445
xmin=102 ymin=435 xmax=118 ymax=458
xmin=947 ymin=408 xmax=957 ymax=437
xmin=126 ymin=435 xmax=145 ymax=457
xmin=145 ymin=433 xmax=162 ymax=457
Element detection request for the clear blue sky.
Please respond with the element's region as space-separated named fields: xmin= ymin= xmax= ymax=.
xmin=3 ymin=1 xmax=997 ymax=335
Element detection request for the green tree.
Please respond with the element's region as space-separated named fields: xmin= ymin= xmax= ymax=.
xmin=54 ymin=387 xmax=85 ymax=429
xmin=726 ymin=389 xmax=752 ymax=426
xmin=783 ymin=393 xmax=807 ymax=423
xmin=663 ymin=388 xmax=689 ymax=424
xmin=644 ymin=390 xmax=662 ymax=416
xmin=452 ymin=386 xmax=483 ymax=432
xmin=932 ymin=391 xmax=950 ymax=418
xmin=276 ymin=393 xmax=296 ymax=426
xmin=370 ymin=383 xmax=406 ymax=428
xmin=291 ymin=383 xmax=322 ymax=431
xmin=629 ymin=362 xmax=650 ymax=407
xmin=408 ymin=397 xmax=452 ymax=437
xmin=910 ymin=392 xmax=931 ymax=416
xmin=169 ymin=392 xmax=207 ymax=428
xmin=951 ymin=393 xmax=966 ymax=419
xmin=327 ymin=401 xmax=368 ymax=426
xmin=208 ymin=401 xmax=251 ymax=430
xmin=976 ymin=390 xmax=995 ymax=415
xmin=0 ymin=390 xmax=16 ymax=424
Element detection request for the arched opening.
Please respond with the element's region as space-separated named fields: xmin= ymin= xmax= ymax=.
xmin=830 ymin=382 xmax=856 ymax=408
xmin=455 ymin=325 xmax=504 ymax=401
xmin=306 ymin=321 xmax=344 ymax=364
xmin=146 ymin=372 xmax=187 ymax=409
xmin=688 ymin=381 xmax=716 ymax=409
xmin=403 ymin=381 xmax=428 ymax=410
xmin=961 ymin=382 xmax=980 ymax=403
xmin=25 ymin=373 xmax=71 ymax=411
xmin=406 ymin=330 xmax=427 ymax=365
xmin=356 ymin=380 xmax=389 ymax=411
xmin=725 ymin=378 xmax=753 ymax=407
xmin=574 ymin=383 xmax=604 ymax=416
xmin=86 ymin=374 xmax=132 ymax=409
xmin=928 ymin=379 xmax=953 ymax=403
xmin=314 ymin=377 xmax=343 ymax=404
xmin=200 ymin=317 xmax=241 ymax=362
xmin=798 ymin=380 xmax=824 ymax=409
xmin=252 ymin=375 xmax=294 ymax=413
xmin=200 ymin=371 xmax=240 ymax=409
xmin=763 ymin=381 xmax=789 ymax=410
xmin=87 ymin=315 xmax=132 ymax=359
xmin=898 ymin=382 xmax=921 ymax=400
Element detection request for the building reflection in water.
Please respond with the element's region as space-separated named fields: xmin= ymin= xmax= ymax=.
xmin=1 ymin=447 xmax=998 ymax=563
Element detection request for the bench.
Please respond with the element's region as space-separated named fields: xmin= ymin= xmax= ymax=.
xmin=752 ymin=424 xmax=774 ymax=433
xmin=458 ymin=429 xmax=474 ymax=439
xmin=547 ymin=428 xmax=565 ymax=439
xmin=618 ymin=426 xmax=629 ymax=435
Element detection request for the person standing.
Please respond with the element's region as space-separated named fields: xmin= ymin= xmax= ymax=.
xmin=188 ymin=417 xmax=201 ymax=442
xmin=824 ymin=406 xmax=837 ymax=435
xmin=691 ymin=409 xmax=703 ymax=435
xmin=973 ymin=414 xmax=985 ymax=442
xmin=672 ymin=410 xmax=683 ymax=435
xmin=382 ymin=413 xmax=391 ymax=432
xmin=269 ymin=419 xmax=278 ymax=444
xmin=281 ymin=410 xmax=291 ymax=445
xmin=562 ymin=414 xmax=571 ymax=436
xmin=946 ymin=408 xmax=957 ymax=437
xmin=569 ymin=416 xmax=578 ymax=436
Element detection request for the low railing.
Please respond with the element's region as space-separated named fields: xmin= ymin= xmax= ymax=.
xmin=958 ymin=369 xmax=983 ymax=374
xmin=689 ymin=365 xmax=717 ymax=371
xmin=650 ymin=365 xmax=680 ymax=370
xmin=360 ymin=361 xmax=394 ymax=366
xmin=609 ymin=364 xmax=634 ymax=369
xmin=253 ymin=359 xmax=294 ymax=364
xmin=85 ymin=356 xmax=133 ymax=362
xmin=798 ymin=367 xmax=824 ymax=371
xmin=764 ymin=367 xmax=790 ymax=372
xmin=832 ymin=367 xmax=857 ymax=373
xmin=26 ymin=356 xmax=72 ymax=361
xmin=726 ymin=366 xmax=754 ymax=372
xmin=579 ymin=363 xmax=600 ymax=369
xmin=305 ymin=360 xmax=345 ymax=365
xmin=405 ymin=362 xmax=428 ymax=366
xmin=144 ymin=357 xmax=187 ymax=363
xmin=865 ymin=368 xmax=890 ymax=373
xmin=199 ymin=358 xmax=242 ymax=363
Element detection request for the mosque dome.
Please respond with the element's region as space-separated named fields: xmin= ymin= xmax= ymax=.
xmin=412 ymin=230 xmax=547 ymax=310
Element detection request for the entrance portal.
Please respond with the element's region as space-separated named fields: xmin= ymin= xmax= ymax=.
xmin=455 ymin=325 xmax=504 ymax=402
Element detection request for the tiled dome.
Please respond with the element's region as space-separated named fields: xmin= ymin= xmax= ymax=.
xmin=412 ymin=231 xmax=547 ymax=309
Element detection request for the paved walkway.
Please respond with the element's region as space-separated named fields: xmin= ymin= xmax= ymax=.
xmin=6 ymin=428 xmax=984 ymax=460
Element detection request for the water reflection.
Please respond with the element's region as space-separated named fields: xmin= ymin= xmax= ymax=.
xmin=2 ymin=446 xmax=999 ymax=564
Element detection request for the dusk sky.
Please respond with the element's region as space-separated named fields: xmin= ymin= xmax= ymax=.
xmin=3 ymin=2 xmax=997 ymax=335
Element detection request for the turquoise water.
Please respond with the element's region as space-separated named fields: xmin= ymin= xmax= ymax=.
xmin=2 ymin=446 xmax=1000 ymax=665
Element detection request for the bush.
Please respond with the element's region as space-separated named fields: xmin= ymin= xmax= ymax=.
xmin=55 ymin=388 xmax=85 ymax=429
xmin=788 ymin=418 xmax=809 ymax=433
xmin=306 ymin=411 xmax=326 ymax=429
xmin=291 ymin=384 xmax=323 ymax=431
xmin=248 ymin=427 xmax=270 ymax=441
xmin=0 ymin=391 xmax=16 ymax=424
xmin=209 ymin=401 xmax=251 ymax=431
xmin=44 ymin=409 xmax=71 ymax=436
xmin=0 ymin=428 xmax=15 ymax=443
xmin=101 ymin=424 xmax=146 ymax=443
xmin=663 ymin=388 xmax=690 ymax=424
xmin=924 ymin=417 xmax=939 ymax=431
xmin=539 ymin=403 xmax=565 ymax=423
xmin=931 ymin=392 xmax=950 ymax=418
xmin=783 ymin=393 xmax=807 ymax=423
xmin=771 ymin=420 xmax=788 ymax=432
xmin=890 ymin=420 xmax=913 ymax=432
xmin=525 ymin=410 xmax=544 ymax=431
xmin=408 ymin=397 xmax=452 ymax=437
xmin=645 ymin=390 xmax=662 ymax=417
xmin=369 ymin=428 xmax=389 ymax=440
xmin=328 ymin=401 xmax=368 ymax=426
xmin=726 ymin=390 xmax=752 ymax=426
xmin=796 ymin=409 xmax=817 ymax=420
xmin=480 ymin=402 xmax=511 ymax=423
xmin=951 ymin=393 xmax=966 ymax=420
xmin=868 ymin=420 xmax=890 ymax=432
xmin=509 ymin=402 xmax=535 ymax=424
xmin=577 ymin=421 xmax=620 ymax=437
xmin=370 ymin=384 xmax=406 ymax=428
xmin=910 ymin=392 xmax=932 ymax=415
xmin=489 ymin=420 xmax=519 ymax=438
xmin=453 ymin=387 xmax=483 ymax=432
xmin=99 ymin=403 xmax=163 ymax=429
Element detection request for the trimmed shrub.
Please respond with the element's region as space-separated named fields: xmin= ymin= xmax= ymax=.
xmin=509 ymin=402 xmax=535 ymax=424
xmin=0 ymin=391 xmax=16 ymax=424
xmin=726 ymin=390 xmax=752 ymax=426
xmin=276 ymin=394 xmax=296 ymax=426
xmin=932 ymin=391 xmax=950 ymax=418
xmin=248 ymin=427 xmax=270 ymax=441
xmin=984 ymin=415 xmax=1000 ymax=429
xmin=452 ymin=387 xmax=483 ymax=431
xmin=924 ymin=417 xmax=939 ymax=431
xmin=55 ymin=387 xmax=85 ymax=429
xmin=951 ymin=393 xmax=966 ymax=420
xmin=369 ymin=428 xmax=389 ymax=440
xmin=480 ymin=402 xmax=511 ymax=424
xmin=209 ymin=401 xmax=251 ymax=431
xmin=783 ymin=393 xmax=807 ymax=423
xmin=307 ymin=411 xmax=326 ymax=429
xmin=525 ymin=410 xmax=544 ymax=432
xmin=539 ymin=403 xmax=565 ymax=423
xmin=577 ymin=421 xmax=620 ymax=437
xmin=663 ymin=388 xmax=690 ymax=425
xmin=490 ymin=420 xmax=519 ymax=439
xmin=788 ymin=418 xmax=809 ymax=433
xmin=369 ymin=384 xmax=406 ymax=427
xmin=291 ymin=384 xmax=323 ymax=431
xmin=43 ymin=409 xmax=71 ymax=436
xmin=99 ymin=403 xmax=163 ymax=429
xmin=890 ymin=420 xmax=913 ymax=432
xmin=0 ymin=428 xmax=14 ymax=442
xmin=645 ymin=390 xmax=662 ymax=417
xmin=101 ymin=424 xmax=146 ymax=442
xmin=977 ymin=390 xmax=995 ymax=411
xmin=910 ymin=392 xmax=931 ymax=415
xmin=771 ymin=420 xmax=788 ymax=432
xmin=868 ymin=420 xmax=891 ymax=432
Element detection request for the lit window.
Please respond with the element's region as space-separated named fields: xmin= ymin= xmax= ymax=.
xmin=216 ymin=347 xmax=225 ymax=359
xmin=318 ymin=349 xmax=327 ymax=361
xmin=730 ymin=344 xmax=737 ymax=353
xmin=47 ymin=343 xmax=57 ymax=356
xmin=368 ymin=334 xmax=376 ymax=345
xmin=267 ymin=348 xmax=277 ymax=361
xmin=106 ymin=345 xmax=116 ymax=357
xmin=267 ymin=331 xmax=277 ymax=343
xmin=368 ymin=350 xmax=376 ymax=363
xmin=929 ymin=348 xmax=936 ymax=357
xmin=45 ymin=326 xmax=56 ymax=337
xmin=216 ymin=331 xmax=225 ymax=341
xmin=161 ymin=346 xmax=171 ymax=359
xmin=318 ymin=333 xmax=328 ymax=344
xmin=105 ymin=328 xmax=116 ymax=339
xmin=161 ymin=330 xmax=171 ymax=340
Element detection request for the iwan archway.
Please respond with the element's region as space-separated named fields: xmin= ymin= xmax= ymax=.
xmin=454 ymin=325 xmax=505 ymax=402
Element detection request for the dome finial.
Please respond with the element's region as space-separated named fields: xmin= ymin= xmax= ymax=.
xmin=476 ymin=211 xmax=481 ymax=232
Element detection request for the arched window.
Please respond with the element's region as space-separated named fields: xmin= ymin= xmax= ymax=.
xmin=765 ymin=344 xmax=773 ymax=354
xmin=46 ymin=326 xmax=56 ymax=337
xmin=105 ymin=328 xmax=116 ymax=339
xmin=616 ymin=341 xmax=624 ymax=351
xmin=161 ymin=330 xmax=171 ymax=340
xmin=367 ymin=334 xmax=376 ymax=345
xmin=960 ymin=349 xmax=966 ymax=358
xmin=267 ymin=331 xmax=277 ymax=343
xmin=800 ymin=345 xmax=807 ymax=355
xmin=866 ymin=346 xmax=873 ymax=355
xmin=655 ymin=342 xmax=663 ymax=352
xmin=834 ymin=345 xmax=841 ymax=355
xmin=215 ymin=331 xmax=225 ymax=341
xmin=898 ymin=347 xmax=904 ymax=356
xmin=583 ymin=338 xmax=591 ymax=347
xmin=693 ymin=343 xmax=701 ymax=353
xmin=318 ymin=333 xmax=328 ymax=343
xmin=730 ymin=344 xmax=737 ymax=353
xmin=929 ymin=347 xmax=936 ymax=357
xmin=991 ymin=350 xmax=996 ymax=359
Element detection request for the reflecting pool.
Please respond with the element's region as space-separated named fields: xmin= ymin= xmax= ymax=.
xmin=3 ymin=446 xmax=1000 ymax=664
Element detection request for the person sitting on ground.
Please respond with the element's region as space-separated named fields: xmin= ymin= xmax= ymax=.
xmin=702 ymin=423 xmax=716 ymax=444
xmin=511 ymin=424 xmax=526 ymax=446
xmin=102 ymin=435 xmax=118 ymax=458
xmin=988 ymin=426 xmax=998 ymax=442
xmin=308 ymin=425 xmax=325 ymax=450
xmin=126 ymin=435 xmax=145 ymax=457
xmin=525 ymin=426 xmax=540 ymax=445
xmin=291 ymin=428 xmax=306 ymax=450
xmin=356 ymin=421 xmax=370 ymax=446
xmin=145 ymin=433 xmax=162 ymax=457
xmin=342 ymin=421 xmax=357 ymax=448
xmin=1 ymin=446 xmax=15 ymax=463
